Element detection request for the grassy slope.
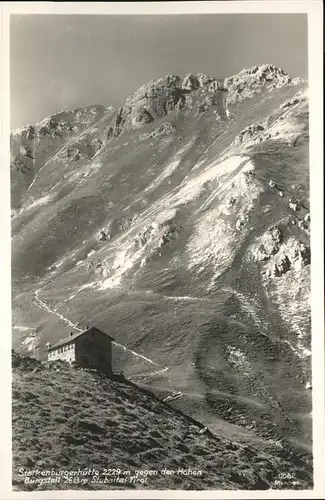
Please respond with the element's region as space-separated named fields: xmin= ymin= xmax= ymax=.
xmin=12 ymin=352 xmax=312 ymax=491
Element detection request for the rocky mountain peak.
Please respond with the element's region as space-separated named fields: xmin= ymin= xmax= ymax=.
xmin=224 ymin=64 xmax=304 ymax=106
xmin=181 ymin=73 xmax=200 ymax=90
xmin=125 ymin=73 xmax=182 ymax=107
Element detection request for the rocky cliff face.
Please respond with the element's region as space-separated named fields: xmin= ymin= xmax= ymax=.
xmin=11 ymin=65 xmax=311 ymax=466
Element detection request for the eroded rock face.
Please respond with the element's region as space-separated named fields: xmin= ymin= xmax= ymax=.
xmin=20 ymin=145 xmax=34 ymax=159
xmin=26 ymin=126 xmax=36 ymax=140
xmin=235 ymin=123 xmax=265 ymax=145
xmin=125 ymin=73 xmax=182 ymax=119
xmin=263 ymin=237 xmax=310 ymax=278
xmin=134 ymin=221 xmax=180 ymax=250
xmin=101 ymin=66 xmax=303 ymax=141
xmin=251 ymin=226 xmax=283 ymax=262
xmin=196 ymin=73 xmax=224 ymax=91
xmin=139 ymin=122 xmax=176 ymax=141
xmin=131 ymin=106 xmax=154 ymax=128
xmin=182 ymin=73 xmax=200 ymax=91
xmin=224 ymin=64 xmax=299 ymax=106
xmin=281 ymin=90 xmax=307 ymax=110
xmin=105 ymin=71 xmax=228 ymax=138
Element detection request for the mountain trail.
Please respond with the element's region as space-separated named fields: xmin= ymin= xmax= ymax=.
xmin=33 ymin=287 xmax=168 ymax=370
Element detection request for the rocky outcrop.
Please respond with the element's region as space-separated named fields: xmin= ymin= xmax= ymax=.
xmin=66 ymin=147 xmax=89 ymax=161
xmin=196 ymin=73 xmax=224 ymax=92
xmin=251 ymin=226 xmax=283 ymax=262
xmin=263 ymin=237 xmax=310 ymax=278
xmin=20 ymin=145 xmax=34 ymax=159
xmin=90 ymin=137 xmax=103 ymax=152
xmin=197 ymin=96 xmax=217 ymax=114
xmin=134 ymin=221 xmax=180 ymax=250
xmin=235 ymin=123 xmax=265 ymax=145
xmin=182 ymin=73 xmax=200 ymax=91
xmin=105 ymin=71 xmax=228 ymax=138
xmin=130 ymin=106 xmax=154 ymax=128
xmin=225 ymin=64 xmax=300 ymax=106
xmin=26 ymin=126 xmax=36 ymax=140
xmin=139 ymin=121 xmax=176 ymax=141
xmin=98 ymin=229 xmax=111 ymax=242
xmin=125 ymin=73 xmax=183 ymax=120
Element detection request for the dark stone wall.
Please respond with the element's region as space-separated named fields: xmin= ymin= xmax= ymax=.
xmin=75 ymin=328 xmax=112 ymax=374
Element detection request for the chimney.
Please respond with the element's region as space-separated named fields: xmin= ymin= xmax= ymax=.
xmin=69 ymin=332 xmax=74 ymax=337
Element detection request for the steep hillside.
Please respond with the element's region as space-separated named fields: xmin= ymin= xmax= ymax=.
xmin=11 ymin=64 xmax=311 ymax=466
xmin=12 ymin=351 xmax=312 ymax=491
xmin=10 ymin=105 xmax=115 ymax=212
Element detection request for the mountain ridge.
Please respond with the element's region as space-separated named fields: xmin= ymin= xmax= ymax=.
xmin=11 ymin=62 xmax=311 ymax=477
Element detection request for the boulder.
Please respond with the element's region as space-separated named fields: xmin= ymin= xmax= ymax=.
xmin=288 ymin=199 xmax=299 ymax=211
xmin=99 ymin=230 xmax=108 ymax=242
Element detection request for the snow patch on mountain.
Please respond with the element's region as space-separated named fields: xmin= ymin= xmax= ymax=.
xmin=171 ymin=155 xmax=250 ymax=208
xmin=97 ymin=155 xmax=263 ymax=290
xmin=99 ymin=217 xmax=180 ymax=290
xmin=23 ymin=193 xmax=54 ymax=212
xmin=144 ymin=140 xmax=195 ymax=193
xmin=21 ymin=336 xmax=38 ymax=352
xmin=186 ymin=157 xmax=263 ymax=286
xmin=264 ymin=265 xmax=311 ymax=359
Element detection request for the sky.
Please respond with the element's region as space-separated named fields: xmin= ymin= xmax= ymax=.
xmin=10 ymin=14 xmax=308 ymax=129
